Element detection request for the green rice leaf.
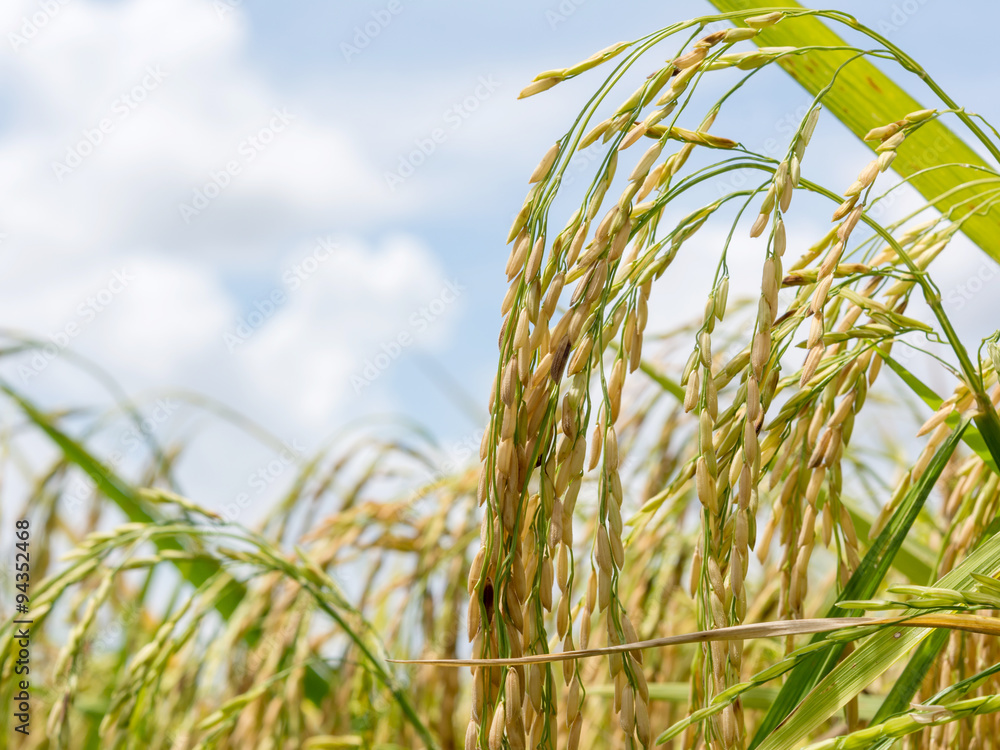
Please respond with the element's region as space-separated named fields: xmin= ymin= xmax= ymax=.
xmin=749 ymin=422 xmax=966 ymax=747
xmin=757 ymin=461 xmax=1000 ymax=749
xmin=707 ymin=0 xmax=1000 ymax=262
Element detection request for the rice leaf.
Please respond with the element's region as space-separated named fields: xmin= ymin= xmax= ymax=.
xmin=749 ymin=422 xmax=966 ymax=747
xmin=706 ymin=0 xmax=1000 ymax=261
xmin=758 ymin=492 xmax=1000 ymax=749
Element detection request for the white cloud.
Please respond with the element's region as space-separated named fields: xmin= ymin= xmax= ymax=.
xmin=232 ymin=234 xmax=456 ymax=429
xmin=0 ymin=0 xmax=449 ymax=440
xmin=95 ymin=254 xmax=236 ymax=378
xmin=0 ymin=1 xmax=484 ymax=516
xmin=0 ymin=0 xmax=389 ymax=264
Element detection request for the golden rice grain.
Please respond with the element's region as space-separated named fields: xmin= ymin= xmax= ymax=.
xmin=746 ymin=11 xmax=783 ymax=28
xmin=672 ymin=46 xmax=708 ymax=70
xmin=519 ymin=77 xmax=561 ymax=99
xmin=529 ymin=142 xmax=561 ymax=184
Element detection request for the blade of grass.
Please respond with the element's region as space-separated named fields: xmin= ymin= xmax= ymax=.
xmin=749 ymin=422 xmax=966 ymax=748
xmin=868 ymin=515 xmax=1000 ymax=731
xmin=845 ymin=505 xmax=933 ymax=584
xmin=870 ymin=628 xmax=949 ymax=727
xmin=0 ymin=383 xmax=247 ymax=614
xmin=860 ymin=658 xmax=1000 ymax=750
xmin=757 ymin=499 xmax=1000 ymax=749
xmin=0 ymin=384 xmax=346 ymax=706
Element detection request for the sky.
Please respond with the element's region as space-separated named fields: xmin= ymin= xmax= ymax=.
xmin=0 ymin=0 xmax=998 ymax=519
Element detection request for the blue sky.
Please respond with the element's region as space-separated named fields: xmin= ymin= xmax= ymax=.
xmin=1 ymin=0 xmax=998 ymax=517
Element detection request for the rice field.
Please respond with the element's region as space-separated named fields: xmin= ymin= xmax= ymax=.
xmin=5 ymin=3 xmax=1000 ymax=749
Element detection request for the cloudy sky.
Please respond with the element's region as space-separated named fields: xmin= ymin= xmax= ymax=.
xmin=1 ymin=0 xmax=997 ymax=515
